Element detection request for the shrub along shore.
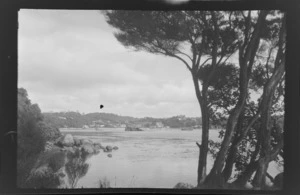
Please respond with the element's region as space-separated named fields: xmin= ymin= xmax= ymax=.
xmin=27 ymin=133 xmax=119 ymax=188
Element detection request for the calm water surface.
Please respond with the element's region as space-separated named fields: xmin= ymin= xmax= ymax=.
xmin=60 ymin=128 xmax=282 ymax=188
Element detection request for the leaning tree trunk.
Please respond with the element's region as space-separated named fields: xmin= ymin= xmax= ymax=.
xmin=222 ymin=107 xmax=261 ymax=182
xmin=192 ymin=74 xmax=210 ymax=185
xmin=252 ymin=17 xmax=285 ymax=186
xmin=232 ymin=61 xmax=285 ymax=189
xmin=233 ymin=132 xmax=261 ymax=188
xmin=251 ymin=138 xmax=283 ymax=189
xmin=221 ymin=112 xmax=246 ymax=182
xmin=252 ymin=61 xmax=285 ymax=189
xmin=223 ymin=41 xmax=285 ymax=185
xmin=203 ymin=11 xmax=268 ymax=188
xmin=204 ymin=45 xmax=254 ymax=187
xmin=252 ymin=95 xmax=273 ymax=189
xmin=221 ymin=132 xmax=240 ymax=182
xmin=204 ymin=92 xmax=248 ymax=187
xmin=234 ymin=160 xmax=260 ymax=188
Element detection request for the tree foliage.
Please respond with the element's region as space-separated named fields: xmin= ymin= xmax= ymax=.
xmin=104 ymin=10 xmax=242 ymax=185
xmin=17 ymin=88 xmax=46 ymax=187
xmin=17 ymin=88 xmax=62 ymax=187
xmin=65 ymin=149 xmax=90 ymax=188
xmin=103 ymin=10 xmax=285 ymax=189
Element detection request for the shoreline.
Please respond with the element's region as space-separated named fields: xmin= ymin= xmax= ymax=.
xmin=27 ymin=133 xmax=119 ymax=188
xmin=59 ymin=127 xmax=222 ymax=132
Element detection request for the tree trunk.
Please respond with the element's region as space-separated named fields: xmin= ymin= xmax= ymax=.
xmin=203 ymin=11 xmax=268 ymax=188
xmin=252 ymin=55 xmax=285 ymax=189
xmin=221 ymin=135 xmax=239 ymax=182
xmin=222 ymin=113 xmax=245 ymax=182
xmin=252 ymin=139 xmax=283 ymax=189
xmin=223 ymin=53 xmax=285 ymax=186
xmin=252 ymin=91 xmax=274 ymax=189
xmin=233 ymin=160 xmax=259 ymax=188
xmin=222 ymin=109 xmax=262 ymax=181
xmin=233 ymin=132 xmax=261 ymax=188
xmin=233 ymin=138 xmax=283 ymax=189
xmin=252 ymin=103 xmax=272 ymax=189
xmin=197 ymin=104 xmax=209 ymax=185
xmin=252 ymin=157 xmax=270 ymax=189
xmin=204 ymin=102 xmax=246 ymax=187
xmin=191 ymin=74 xmax=209 ymax=186
xmin=232 ymin=63 xmax=284 ymax=189
xmin=204 ymin=53 xmax=250 ymax=187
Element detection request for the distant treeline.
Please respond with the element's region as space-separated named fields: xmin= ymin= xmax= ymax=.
xmin=43 ymin=112 xmax=204 ymax=129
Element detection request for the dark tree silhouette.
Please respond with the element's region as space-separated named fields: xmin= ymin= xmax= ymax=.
xmin=103 ymin=10 xmax=239 ymax=185
xmin=203 ymin=11 xmax=285 ymax=189
xmin=103 ymin=10 xmax=285 ymax=189
xmin=17 ymin=88 xmax=46 ymax=187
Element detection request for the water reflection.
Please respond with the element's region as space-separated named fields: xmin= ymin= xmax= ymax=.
xmin=65 ymin=149 xmax=90 ymax=188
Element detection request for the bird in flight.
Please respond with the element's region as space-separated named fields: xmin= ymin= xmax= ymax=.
xmin=100 ymin=105 xmax=104 ymax=109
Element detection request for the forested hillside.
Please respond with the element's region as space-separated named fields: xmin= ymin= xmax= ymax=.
xmin=43 ymin=112 xmax=203 ymax=129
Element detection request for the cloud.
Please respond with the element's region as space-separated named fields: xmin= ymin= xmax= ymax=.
xmin=18 ymin=9 xmax=202 ymax=118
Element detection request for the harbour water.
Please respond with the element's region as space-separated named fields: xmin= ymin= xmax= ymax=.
xmin=60 ymin=128 xmax=282 ymax=188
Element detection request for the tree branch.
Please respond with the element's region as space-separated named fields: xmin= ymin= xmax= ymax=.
xmin=240 ymin=11 xmax=247 ymax=20
xmin=270 ymin=138 xmax=284 ymax=160
xmin=265 ymin=46 xmax=274 ymax=80
xmin=237 ymin=111 xmax=260 ymax=142
xmin=272 ymin=78 xmax=285 ymax=105
xmin=266 ymin=172 xmax=275 ymax=183
xmin=202 ymin=11 xmax=220 ymax=89
xmin=216 ymin=55 xmax=224 ymax=66
xmin=239 ymin=11 xmax=251 ymax=60
xmin=222 ymin=53 xmax=234 ymax=65
xmin=234 ymin=56 xmax=285 ymax=157
xmin=196 ymin=142 xmax=202 ymax=149
xmin=243 ymin=11 xmax=268 ymax=69
xmin=153 ymin=39 xmax=193 ymax=71
xmin=199 ymin=58 xmax=212 ymax=68
xmin=169 ymin=53 xmax=192 ymax=72
xmin=228 ymin=11 xmax=233 ymax=30
xmin=175 ymin=48 xmax=193 ymax=62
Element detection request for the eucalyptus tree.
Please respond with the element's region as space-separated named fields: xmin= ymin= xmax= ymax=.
xmin=203 ymin=10 xmax=269 ymax=187
xmin=103 ymin=10 xmax=285 ymax=189
xmin=103 ymin=10 xmax=239 ymax=185
xmin=250 ymin=13 xmax=285 ymax=189
xmin=203 ymin=11 xmax=285 ymax=189
xmin=231 ymin=12 xmax=285 ymax=190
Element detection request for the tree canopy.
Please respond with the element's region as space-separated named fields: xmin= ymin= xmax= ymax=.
xmin=103 ymin=10 xmax=285 ymax=189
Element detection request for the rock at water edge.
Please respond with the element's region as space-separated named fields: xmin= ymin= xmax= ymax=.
xmin=73 ymin=137 xmax=81 ymax=146
xmin=81 ymin=144 xmax=94 ymax=154
xmin=61 ymin=134 xmax=74 ymax=147
xmin=113 ymin=146 xmax=119 ymax=150
xmin=106 ymin=145 xmax=113 ymax=152
xmin=125 ymin=126 xmax=143 ymax=131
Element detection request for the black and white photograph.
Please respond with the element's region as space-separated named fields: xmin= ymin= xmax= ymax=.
xmin=17 ymin=9 xmax=285 ymax=190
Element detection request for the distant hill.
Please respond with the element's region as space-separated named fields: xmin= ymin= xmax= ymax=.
xmin=42 ymin=112 xmax=203 ymax=129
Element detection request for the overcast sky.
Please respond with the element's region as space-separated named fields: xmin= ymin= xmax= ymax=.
xmin=18 ymin=9 xmax=206 ymax=118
